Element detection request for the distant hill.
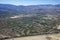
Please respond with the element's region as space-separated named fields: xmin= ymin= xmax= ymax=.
xmin=0 ymin=4 xmax=60 ymax=16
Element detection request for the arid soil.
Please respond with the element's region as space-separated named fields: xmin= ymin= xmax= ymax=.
xmin=5 ymin=33 xmax=60 ymax=40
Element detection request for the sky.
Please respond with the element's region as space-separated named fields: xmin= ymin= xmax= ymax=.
xmin=0 ymin=0 xmax=60 ymax=5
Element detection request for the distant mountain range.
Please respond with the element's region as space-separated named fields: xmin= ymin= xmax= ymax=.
xmin=0 ymin=4 xmax=60 ymax=16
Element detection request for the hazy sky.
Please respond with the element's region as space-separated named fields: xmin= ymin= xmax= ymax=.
xmin=0 ymin=0 xmax=60 ymax=5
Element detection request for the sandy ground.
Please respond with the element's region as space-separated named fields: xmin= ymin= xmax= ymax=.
xmin=5 ymin=33 xmax=60 ymax=40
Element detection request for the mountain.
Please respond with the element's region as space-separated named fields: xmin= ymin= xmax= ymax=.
xmin=0 ymin=4 xmax=60 ymax=38
xmin=0 ymin=4 xmax=60 ymax=17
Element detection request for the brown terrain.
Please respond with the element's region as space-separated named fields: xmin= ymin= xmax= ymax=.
xmin=5 ymin=33 xmax=60 ymax=40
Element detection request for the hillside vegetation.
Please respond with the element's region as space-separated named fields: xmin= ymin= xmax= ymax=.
xmin=0 ymin=4 xmax=60 ymax=38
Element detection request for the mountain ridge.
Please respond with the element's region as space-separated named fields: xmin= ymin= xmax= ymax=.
xmin=0 ymin=4 xmax=60 ymax=17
